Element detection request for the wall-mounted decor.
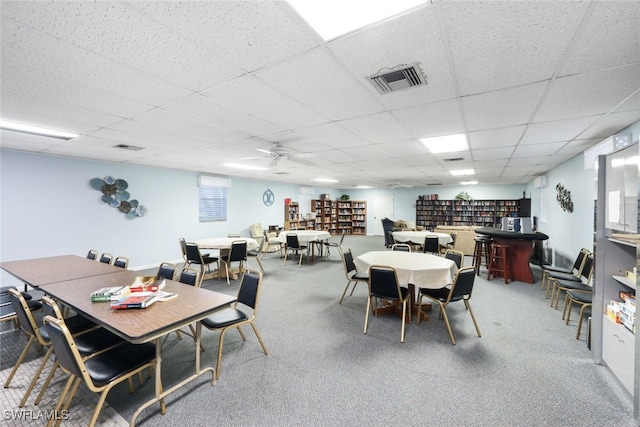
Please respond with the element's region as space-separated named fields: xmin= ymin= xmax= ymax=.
xmin=90 ymin=176 xmax=146 ymax=219
xmin=262 ymin=189 xmax=274 ymax=206
xmin=555 ymin=183 xmax=573 ymax=213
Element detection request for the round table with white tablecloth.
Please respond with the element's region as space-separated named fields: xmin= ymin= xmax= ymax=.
xmin=276 ymin=230 xmax=332 ymax=262
xmin=391 ymin=231 xmax=453 ymax=247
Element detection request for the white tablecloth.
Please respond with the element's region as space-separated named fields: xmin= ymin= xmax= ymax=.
xmin=392 ymin=231 xmax=453 ymax=247
xmin=276 ymin=230 xmax=332 ymax=244
xmin=196 ymin=237 xmax=259 ymax=251
xmin=354 ymin=251 xmax=457 ymax=289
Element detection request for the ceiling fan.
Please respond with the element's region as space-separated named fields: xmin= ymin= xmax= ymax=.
xmin=248 ymin=142 xmax=317 ymax=168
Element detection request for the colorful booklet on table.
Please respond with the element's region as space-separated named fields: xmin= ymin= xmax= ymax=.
xmin=90 ymin=285 xmax=131 ymax=302
xmin=129 ymin=276 xmax=166 ymax=293
xmin=110 ymin=294 xmax=158 ymax=309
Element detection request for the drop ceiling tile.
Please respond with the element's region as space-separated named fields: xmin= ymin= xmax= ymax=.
xmin=441 ymin=0 xmax=587 ymax=94
xmin=462 ymin=81 xmax=548 ymax=130
xmin=392 ymin=98 xmax=464 ymax=138
xmin=578 ymin=110 xmax=640 ymax=140
xmin=202 ymin=75 xmax=327 ymax=129
xmin=467 ymin=126 xmax=526 ymax=150
xmin=133 ymin=1 xmax=320 ymax=72
xmin=328 ymin=5 xmax=456 ymax=110
xmin=0 ymin=130 xmax=61 ymax=152
xmin=535 ymin=64 xmax=640 ymax=122
xmin=556 ymin=139 xmax=601 ymax=156
xmin=378 ymin=140 xmax=430 ymax=158
xmin=513 ymin=142 xmax=566 ymax=157
xmin=291 ymin=123 xmax=366 ymax=149
xmin=255 ymin=47 xmax=384 ymax=121
xmin=559 ymin=1 xmax=640 ymax=76
xmin=521 ymin=116 xmax=601 ymax=145
xmin=472 ymin=147 xmax=515 ymax=162
xmin=337 ymin=112 xmax=414 ymax=144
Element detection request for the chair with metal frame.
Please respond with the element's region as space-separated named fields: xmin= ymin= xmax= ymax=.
xmin=43 ymin=315 xmax=163 ymax=427
xmin=220 ymin=240 xmax=248 ymax=285
xmin=113 ymin=256 xmax=129 ymax=269
xmin=99 ymin=253 xmax=113 ymax=264
xmin=86 ymin=249 xmax=98 ymax=260
xmin=549 ymin=252 xmax=594 ymax=309
xmin=339 ymin=249 xmax=369 ymax=304
xmin=173 ymin=267 xmax=205 ymax=350
xmin=417 ymin=266 xmax=481 ymax=345
xmin=365 ymin=265 xmax=411 ymax=343
xmin=200 ymin=269 xmax=268 ymax=380
xmin=542 ymin=248 xmax=589 ymax=295
xmin=422 ymin=236 xmax=440 ymax=255
xmin=247 ymin=241 xmax=265 ymax=274
xmin=283 ymin=233 xmax=308 ymax=267
xmin=185 ymin=242 xmax=219 ymax=286
xmin=444 ymin=249 xmax=465 ymax=268
xmin=562 ymin=289 xmax=592 ymax=340
xmin=324 ymin=230 xmax=346 ymax=258
xmin=156 ymin=261 xmax=177 ymax=281
xmin=391 ymin=243 xmax=411 ymax=252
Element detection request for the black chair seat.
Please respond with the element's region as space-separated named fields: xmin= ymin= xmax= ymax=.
xmin=372 ymin=286 xmax=409 ymax=301
xmin=83 ymin=342 xmax=156 ymax=387
xmin=567 ymin=290 xmax=592 ymax=303
xmin=201 ymin=308 xmax=248 ymax=329
xmin=548 ymin=271 xmax=581 ymax=282
xmin=351 ymin=272 xmax=369 ymax=281
xmin=39 ymin=323 xmax=122 ymax=355
xmin=542 ymin=265 xmax=573 ymax=275
xmin=555 ymin=280 xmax=591 ymax=292
xmin=420 ymin=287 xmax=450 ymax=301
xmin=26 ymin=299 xmax=42 ymax=311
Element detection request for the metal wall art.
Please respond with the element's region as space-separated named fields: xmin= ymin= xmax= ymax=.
xmin=90 ymin=176 xmax=147 ymax=219
xmin=555 ymin=183 xmax=573 ymax=213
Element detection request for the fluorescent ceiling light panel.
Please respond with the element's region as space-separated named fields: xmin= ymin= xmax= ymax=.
xmin=0 ymin=120 xmax=79 ymax=140
xmin=420 ymin=134 xmax=468 ymax=154
xmin=450 ymin=169 xmax=475 ymax=176
xmin=287 ymin=0 xmax=426 ymax=40
xmin=460 ymin=180 xmax=478 ymax=185
xmin=223 ymin=163 xmax=267 ymax=171
xmin=314 ymin=178 xmax=339 ymax=183
xmin=355 ymin=185 xmax=373 ymax=189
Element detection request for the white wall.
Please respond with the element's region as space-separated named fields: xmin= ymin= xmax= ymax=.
xmin=0 ymin=150 xmax=332 ymax=268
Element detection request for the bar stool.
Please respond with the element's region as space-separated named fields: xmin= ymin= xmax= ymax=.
xmin=487 ymin=243 xmax=510 ymax=284
xmin=472 ymin=236 xmax=491 ymax=275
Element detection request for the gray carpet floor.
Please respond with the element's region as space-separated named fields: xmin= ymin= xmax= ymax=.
xmin=1 ymin=235 xmax=635 ymax=426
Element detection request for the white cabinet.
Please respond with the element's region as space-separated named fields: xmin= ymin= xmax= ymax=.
xmin=602 ymin=315 xmax=635 ymax=394
xmin=605 ymin=143 xmax=639 ymax=232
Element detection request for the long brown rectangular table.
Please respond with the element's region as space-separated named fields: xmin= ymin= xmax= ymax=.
xmin=1 ymin=256 xmax=236 ymax=426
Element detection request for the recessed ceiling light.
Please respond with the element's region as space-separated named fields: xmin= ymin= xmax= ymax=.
xmin=314 ymin=178 xmax=339 ymax=183
xmin=460 ymin=180 xmax=478 ymax=185
xmin=0 ymin=119 xmax=79 ymax=140
xmin=223 ymin=163 xmax=267 ymax=171
xmin=450 ymin=169 xmax=475 ymax=176
xmin=420 ymin=134 xmax=468 ymax=154
xmin=287 ymin=0 xmax=426 ymax=40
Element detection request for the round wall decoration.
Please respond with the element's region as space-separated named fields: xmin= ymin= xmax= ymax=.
xmin=263 ymin=189 xmax=274 ymax=206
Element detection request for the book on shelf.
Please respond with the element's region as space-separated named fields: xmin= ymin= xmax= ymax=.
xmin=129 ymin=276 xmax=166 ymax=293
xmin=90 ymin=286 xmax=131 ymax=302
xmin=110 ymin=294 xmax=158 ymax=309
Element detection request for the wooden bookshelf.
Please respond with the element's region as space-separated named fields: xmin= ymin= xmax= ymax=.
xmin=416 ymin=198 xmax=527 ymax=228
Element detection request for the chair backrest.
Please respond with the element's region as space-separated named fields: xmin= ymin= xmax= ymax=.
xmin=391 ymin=243 xmax=411 ymax=252
xmin=228 ymin=240 xmax=248 ymax=262
xmin=178 ymin=267 xmax=200 ymax=287
xmin=185 ymin=242 xmax=204 ymax=264
xmin=286 ymin=233 xmax=301 ymax=249
xmin=113 ymin=256 xmax=128 ymax=269
xmin=423 ymin=236 xmax=440 ymax=254
xmin=448 ymin=267 xmax=476 ymax=303
xmin=236 ymin=269 xmax=263 ymax=312
xmin=179 ymin=238 xmax=188 ymax=261
xmin=369 ymin=266 xmax=403 ymax=301
xmin=572 ymin=248 xmax=589 ymax=273
xmin=87 ymin=249 xmax=98 ymax=260
xmin=99 ymin=253 xmax=113 ymax=264
xmin=444 ymin=249 xmax=464 ymax=268
xmin=157 ymin=262 xmax=177 ymax=280
xmin=338 ymin=231 xmax=346 ymax=245
xmin=579 ymin=253 xmax=594 ymax=283
xmin=450 ymin=232 xmax=457 ymax=245
xmin=342 ymin=249 xmax=357 ymax=275
xmin=43 ymin=315 xmax=86 ymax=381
xmin=8 ymin=289 xmax=46 ymax=344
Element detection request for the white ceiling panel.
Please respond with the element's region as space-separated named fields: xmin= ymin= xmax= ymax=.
xmin=1 ymin=1 xmax=639 ymax=188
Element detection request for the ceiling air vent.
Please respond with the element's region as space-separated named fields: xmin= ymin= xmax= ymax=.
xmin=113 ymin=144 xmax=144 ymax=151
xmin=444 ymin=157 xmax=465 ymax=162
xmin=368 ymin=63 xmax=427 ymax=94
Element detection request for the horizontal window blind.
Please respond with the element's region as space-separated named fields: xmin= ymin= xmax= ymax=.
xmin=199 ymin=183 xmax=227 ymax=222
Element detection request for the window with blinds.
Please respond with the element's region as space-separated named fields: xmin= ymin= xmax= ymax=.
xmin=198 ymin=175 xmax=230 ymax=222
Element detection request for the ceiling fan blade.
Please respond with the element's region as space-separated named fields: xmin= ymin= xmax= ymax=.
xmin=256 ymin=148 xmax=271 ymax=155
xmin=289 ymin=157 xmax=315 ymax=166
xmin=268 ymin=157 xmax=280 ymax=168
